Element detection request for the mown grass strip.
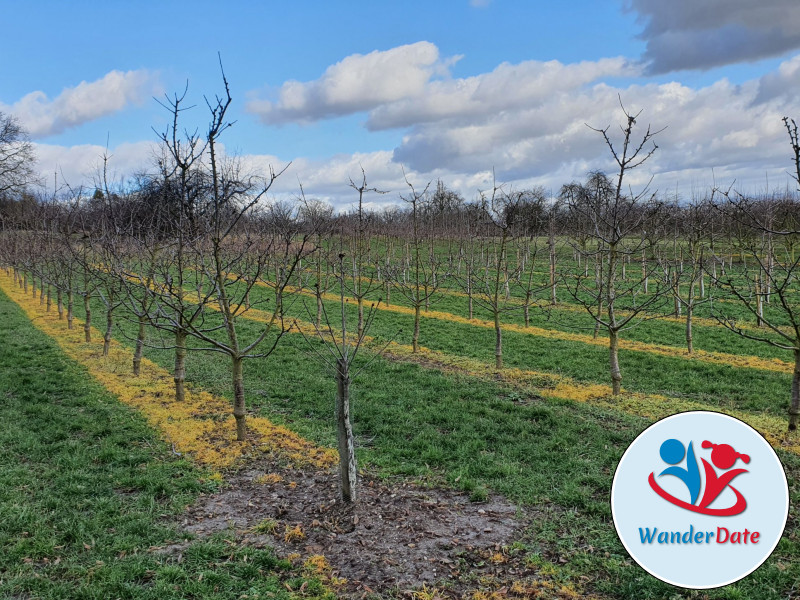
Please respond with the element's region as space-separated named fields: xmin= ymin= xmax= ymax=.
xmin=306 ymin=266 xmax=772 ymax=332
xmin=0 ymin=272 xmax=336 ymax=471
xmin=253 ymin=278 xmax=795 ymax=375
xmin=221 ymin=303 xmax=800 ymax=456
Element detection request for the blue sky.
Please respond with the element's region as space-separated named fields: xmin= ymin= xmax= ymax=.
xmin=3 ymin=0 xmax=800 ymax=208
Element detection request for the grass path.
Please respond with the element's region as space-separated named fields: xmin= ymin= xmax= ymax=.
xmin=227 ymin=302 xmax=800 ymax=457
xmin=0 ymin=272 xmax=335 ymax=471
xmin=260 ymin=280 xmax=796 ymax=375
xmin=299 ymin=267 xmax=778 ymax=332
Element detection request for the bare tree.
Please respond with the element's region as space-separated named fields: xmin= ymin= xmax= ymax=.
xmin=299 ymin=194 xmax=336 ymax=328
xmin=295 ymin=252 xmax=389 ymax=503
xmin=343 ymin=168 xmax=387 ymax=339
xmin=386 ymin=173 xmax=445 ymax=353
xmin=454 ymin=180 xmax=530 ymax=369
xmin=785 ymin=116 xmax=800 ymax=194
xmin=0 ymin=112 xmax=37 ymax=198
xmin=659 ymin=198 xmax=715 ymax=354
xmin=712 ymin=190 xmax=800 ymax=431
xmin=561 ymin=105 xmax=669 ymax=395
xmin=147 ymin=66 xmax=311 ymax=441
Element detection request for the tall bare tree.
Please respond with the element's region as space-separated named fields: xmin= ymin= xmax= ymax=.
xmin=0 ymin=112 xmax=37 ymax=198
xmin=147 ymin=66 xmax=312 ymax=441
xmin=561 ymin=105 xmax=669 ymax=395
xmin=712 ymin=188 xmax=800 ymax=430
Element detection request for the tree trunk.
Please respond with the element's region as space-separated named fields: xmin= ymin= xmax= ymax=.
xmin=232 ymin=355 xmax=247 ymax=441
xmin=132 ymin=315 xmax=146 ymax=376
xmin=57 ymin=288 xmax=64 ymax=320
xmin=103 ymin=306 xmax=113 ymax=356
xmin=594 ymin=299 xmax=602 ymax=339
xmin=174 ymin=328 xmax=187 ymax=402
xmin=494 ymin=309 xmax=502 ymax=369
xmin=357 ymin=297 xmax=364 ymax=339
xmin=524 ymin=302 xmax=530 ymax=327
xmin=67 ymin=290 xmax=74 ymax=330
xmin=673 ymin=273 xmax=680 ymax=316
xmin=609 ymin=328 xmax=622 ymax=395
xmin=642 ymin=250 xmax=648 ymax=294
xmin=336 ymin=357 xmax=357 ymax=503
xmin=756 ymin=271 xmax=764 ymax=327
xmin=549 ymin=232 xmax=557 ymax=305
xmin=412 ymin=304 xmax=421 ymax=353
xmin=316 ymin=287 xmax=323 ymax=329
xmin=46 ymin=286 xmax=52 ymax=312
xmin=789 ymin=349 xmax=800 ymax=431
xmin=686 ymin=302 xmax=693 ymax=355
xmin=467 ymin=276 xmax=473 ymax=319
xmin=83 ymin=293 xmax=92 ymax=342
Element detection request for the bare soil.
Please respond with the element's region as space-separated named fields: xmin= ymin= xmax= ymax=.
xmin=175 ymin=458 xmax=547 ymax=597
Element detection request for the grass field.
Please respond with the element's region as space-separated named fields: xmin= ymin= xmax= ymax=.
xmin=0 ymin=286 xmax=333 ymax=600
xmin=2 ymin=264 xmax=799 ymax=599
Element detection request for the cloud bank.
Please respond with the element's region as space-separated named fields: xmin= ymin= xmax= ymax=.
xmin=2 ymin=70 xmax=160 ymax=138
xmin=30 ymin=44 xmax=800 ymax=209
xmin=247 ymin=42 xmax=459 ymax=125
xmin=625 ymin=0 xmax=800 ymax=72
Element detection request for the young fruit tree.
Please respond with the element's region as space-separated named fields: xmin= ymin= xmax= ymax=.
xmin=146 ymin=67 xmax=313 ymax=441
xmin=712 ymin=189 xmax=800 ymax=430
xmin=295 ymin=251 xmax=389 ymax=503
xmin=455 ymin=180 xmax=532 ymax=369
xmin=560 ymin=104 xmax=670 ymax=395
xmin=385 ymin=173 xmax=445 ymax=353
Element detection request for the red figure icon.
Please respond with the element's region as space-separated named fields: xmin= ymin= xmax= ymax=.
xmin=697 ymin=441 xmax=750 ymax=512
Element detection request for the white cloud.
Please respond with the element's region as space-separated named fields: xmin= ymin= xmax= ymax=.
xmin=2 ymin=70 xmax=160 ymax=139
xmin=625 ymin=0 xmax=800 ymax=72
xmin=367 ymin=57 xmax=639 ymax=130
xmin=247 ymin=42 xmax=460 ymax=124
xmin=33 ymin=50 xmax=800 ymax=211
xmin=33 ymin=140 xmax=159 ymax=191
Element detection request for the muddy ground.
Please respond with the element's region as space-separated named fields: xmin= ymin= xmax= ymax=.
xmin=168 ymin=456 xmax=592 ymax=598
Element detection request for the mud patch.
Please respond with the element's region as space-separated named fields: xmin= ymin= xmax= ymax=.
xmin=178 ymin=460 xmax=530 ymax=594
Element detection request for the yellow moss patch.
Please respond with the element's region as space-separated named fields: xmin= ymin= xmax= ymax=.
xmin=303 ymin=554 xmax=331 ymax=575
xmin=0 ymin=273 xmax=336 ymax=471
xmin=284 ymin=524 xmax=305 ymax=543
xmin=413 ymin=584 xmax=443 ymax=600
xmin=254 ymin=473 xmax=283 ymax=484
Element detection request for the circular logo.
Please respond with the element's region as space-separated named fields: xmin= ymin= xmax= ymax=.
xmin=611 ymin=411 xmax=789 ymax=589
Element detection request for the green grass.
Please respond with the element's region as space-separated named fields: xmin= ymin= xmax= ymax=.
xmin=0 ymin=287 xmax=330 ymax=600
xmin=242 ymin=284 xmax=797 ymax=417
xmin=64 ymin=278 xmax=800 ymax=599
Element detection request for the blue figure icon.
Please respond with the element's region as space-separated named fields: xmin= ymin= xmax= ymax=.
xmin=658 ymin=438 xmax=701 ymax=505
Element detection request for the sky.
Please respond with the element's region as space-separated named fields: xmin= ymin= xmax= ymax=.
xmin=2 ymin=0 xmax=800 ymax=211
